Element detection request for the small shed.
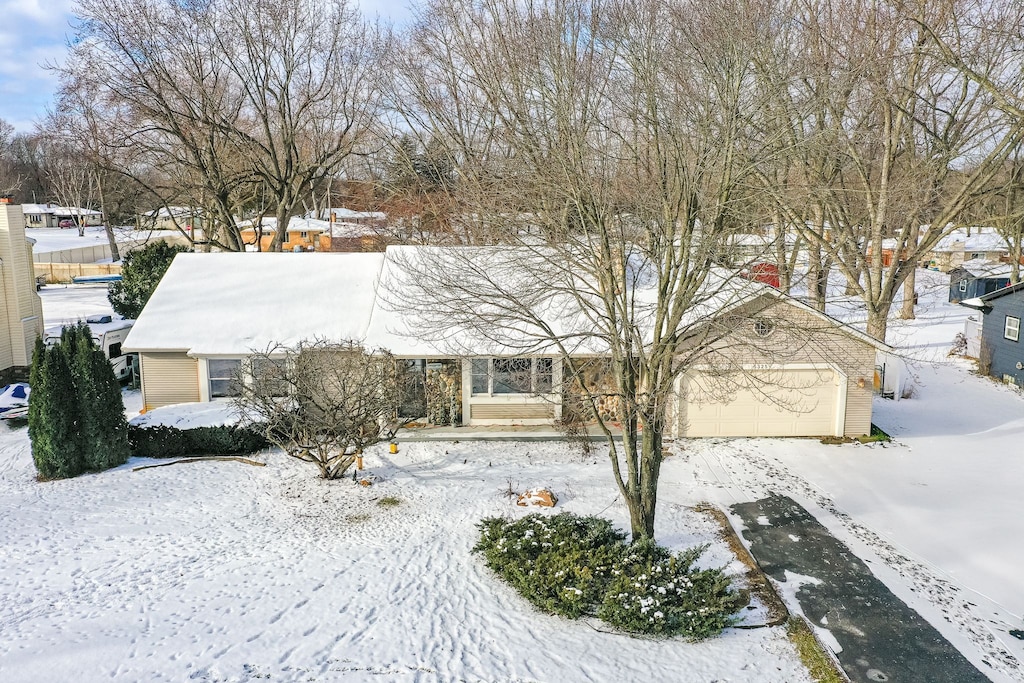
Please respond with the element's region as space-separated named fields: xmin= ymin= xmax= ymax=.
xmin=948 ymin=260 xmax=1011 ymax=302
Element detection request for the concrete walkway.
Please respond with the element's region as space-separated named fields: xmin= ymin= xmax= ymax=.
xmin=395 ymin=423 xmax=624 ymax=442
xmin=732 ymin=494 xmax=990 ymax=683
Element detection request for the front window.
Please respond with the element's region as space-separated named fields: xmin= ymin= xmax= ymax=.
xmin=1005 ymin=316 xmax=1020 ymax=342
xmin=108 ymin=342 xmax=122 ymax=359
xmin=299 ymin=231 xmax=309 ymax=239
xmin=209 ymin=358 xmax=242 ymax=398
xmin=471 ymin=357 xmax=555 ymax=395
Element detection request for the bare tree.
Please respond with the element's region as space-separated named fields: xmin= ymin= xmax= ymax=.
xmin=386 ymin=0 xmax=823 ymax=540
xmin=975 ymin=152 xmax=1024 ymax=284
xmin=59 ymin=0 xmax=384 ymax=251
xmin=751 ymin=0 xmax=1024 ymax=339
xmin=235 ymin=341 xmax=405 ymax=480
xmin=0 ymin=118 xmax=21 ymax=198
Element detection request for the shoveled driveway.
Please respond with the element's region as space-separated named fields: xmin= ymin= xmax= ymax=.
xmin=732 ymin=494 xmax=990 ymax=683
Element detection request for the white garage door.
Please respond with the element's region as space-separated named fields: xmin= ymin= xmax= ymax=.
xmin=680 ymin=368 xmax=840 ymax=437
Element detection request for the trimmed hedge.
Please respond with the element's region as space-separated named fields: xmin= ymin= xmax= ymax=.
xmin=474 ymin=512 xmax=745 ymax=639
xmin=128 ymin=424 xmax=268 ymax=459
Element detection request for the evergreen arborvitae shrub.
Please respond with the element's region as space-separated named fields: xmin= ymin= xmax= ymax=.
xmin=28 ymin=324 xmax=131 ymax=479
xmin=71 ymin=324 xmax=130 ymax=470
xmin=475 ymin=512 xmax=746 ymax=639
xmin=28 ymin=336 xmax=85 ymax=479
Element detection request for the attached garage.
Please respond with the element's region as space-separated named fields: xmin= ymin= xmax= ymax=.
xmin=677 ymin=365 xmax=846 ymax=438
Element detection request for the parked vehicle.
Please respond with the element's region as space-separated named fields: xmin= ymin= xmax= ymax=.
xmin=44 ymin=315 xmax=136 ymax=382
xmin=0 ymin=383 xmax=30 ymax=420
xmin=58 ymin=219 xmax=75 ymax=228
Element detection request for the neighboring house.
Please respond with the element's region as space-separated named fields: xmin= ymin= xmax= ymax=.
xmin=926 ymin=228 xmax=1011 ymax=271
xmin=125 ymin=249 xmax=884 ymax=437
xmin=22 ymin=203 xmax=104 ymax=229
xmin=306 ymin=207 xmax=387 ymax=227
xmin=139 ymin=206 xmax=205 ymax=232
xmin=961 ymin=281 xmax=1024 ymax=387
xmin=0 ymin=199 xmax=46 ymax=382
xmin=239 ymin=217 xmax=327 ymax=252
xmin=321 ymin=221 xmax=396 ymax=253
xmin=947 ymin=260 xmax=1012 ymax=302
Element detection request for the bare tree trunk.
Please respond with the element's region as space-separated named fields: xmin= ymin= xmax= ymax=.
xmin=96 ymin=174 xmax=121 ymax=261
xmin=900 ymin=264 xmax=916 ymax=319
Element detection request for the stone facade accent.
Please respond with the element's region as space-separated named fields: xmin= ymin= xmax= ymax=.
xmin=425 ymin=360 xmax=462 ymax=426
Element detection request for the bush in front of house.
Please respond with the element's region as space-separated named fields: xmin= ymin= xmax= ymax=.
xmin=475 ymin=513 xmax=625 ymax=618
xmin=474 ymin=512 xmax=744 ymax=639
xmin=28 ymin=325 xmax=130 ymax=480
xmin=127 ymin=423 xmax=269 ymax=459
xmin=597 ymin=539 xmax=746 ymax=638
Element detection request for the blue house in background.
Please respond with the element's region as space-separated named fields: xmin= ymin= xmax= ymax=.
xmin=961 ymin=281 xmax=1024 ymax=387
xmin=948 ymin=260 xmax=1011 ymax=302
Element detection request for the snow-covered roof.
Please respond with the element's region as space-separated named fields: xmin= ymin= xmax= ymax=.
xmin=306 ymin=207 xmax=386 ymax=221
xmin=325 ymin=221 xmax=383 ymax=238
xmin=21 ymin=203 xmax=102 ymax=217
xmin=932 ymin=229 xmax=1008 ymax=253
xmin=142 ymin=206 xmax=204 ymax=219
xmin=123 ymin=253 xmax=385 ymax=355
xmin=237 ymin=217 xmax=331 ymax=233
xmin=952 ymin=258 xmax=1012 ymax=278
xmin=125 ymin=246 xmax=886 ymax=358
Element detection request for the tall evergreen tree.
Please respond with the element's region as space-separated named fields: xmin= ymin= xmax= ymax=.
xmin=28 ymin=337 xmax=84 ymax=479
xmin=72 ymin=324 xmax=129 ymax=470
xmin=108 ymin=242 xmax=191 ymax=319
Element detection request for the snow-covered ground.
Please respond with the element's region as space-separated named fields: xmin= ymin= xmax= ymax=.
xmin=676 ymin=269 xmax=1024 ymax=682
xmin=28 ymin=225 xmax=175 ymax=260
xmin=0 ymin=436 xmax=813 ymax=682
xmin=5 ymin=270 xmax=1023 ymax=682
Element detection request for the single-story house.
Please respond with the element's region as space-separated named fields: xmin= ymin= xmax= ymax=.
xmin=123 ymin=248 xmax=886 ymax=438
xmin=238 ymin=217 xmax=327 ymax=252
xmin=947 ymin=260 xmax=1012 ymax=302
xmin=926 ymin=228 xmax=1012 ymax=271
xmin=21 ymin=203 xmax=103 ymax=229
xmin=138 ymin=206 xmax=205 ymax=232
xmin=960 ymin=281 xmax=1024 ymax=387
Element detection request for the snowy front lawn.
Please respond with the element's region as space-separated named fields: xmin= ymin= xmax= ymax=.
xmin=0 ymin=430 xmax=811 ymax=682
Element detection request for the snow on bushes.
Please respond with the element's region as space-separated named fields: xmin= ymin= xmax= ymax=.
xmin=128 ymin=424 xmax=268 ymax=459
xmin=474 ymin=512 xmax=745 ymax=639
xmin=597 ymin=539 xmax=746 ymax=639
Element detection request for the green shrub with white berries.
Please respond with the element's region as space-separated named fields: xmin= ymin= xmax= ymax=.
xmin=474 ymin=512 xmax=745 ymax=639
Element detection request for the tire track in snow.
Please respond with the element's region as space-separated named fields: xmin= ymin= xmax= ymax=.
xmin=689 ymin=440 xmax=1023 ymax=682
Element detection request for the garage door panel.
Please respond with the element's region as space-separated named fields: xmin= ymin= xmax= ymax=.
xmin=682 ymin=369 xmax=838 ymax=437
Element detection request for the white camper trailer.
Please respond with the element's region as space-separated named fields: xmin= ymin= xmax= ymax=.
xmin=44 ymin=315 xmax=136 ymax=381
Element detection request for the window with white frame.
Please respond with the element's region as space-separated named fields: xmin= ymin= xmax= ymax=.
xmin=959 ymin=279 xmax=967 ymax=293
xmin=299 ymin=231 xmax=309 ymax=239
xmin=470 ymin=357 xmax=554 ymax=395
xmin=1005 ymin=316 xmax=1020 ymax=342
xmin=208 ymin=358 xmax=242 ymax=398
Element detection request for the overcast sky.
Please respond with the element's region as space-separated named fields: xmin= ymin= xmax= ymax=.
xmin=0 ymin=0 xmax=412 ymax=133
